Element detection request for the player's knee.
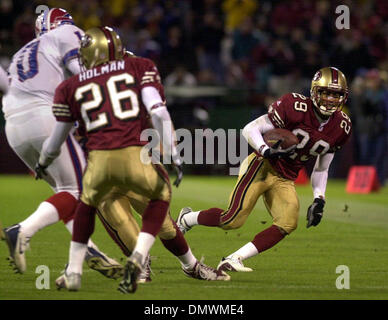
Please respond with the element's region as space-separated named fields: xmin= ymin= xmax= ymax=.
xmin=220 ymin=209 xmax=250 ymax=230
xmin=278 ymin=221 xmax=298 ymax=235
xmin=220 ymin=219 xmax=244 ymax=230
xmin=58 ymin=188 xmax=80 ymax=201
xmin=275 ymin=215 xmax=298 ymax=235
xmin=274 ymin=202 xmax=299 ymax=235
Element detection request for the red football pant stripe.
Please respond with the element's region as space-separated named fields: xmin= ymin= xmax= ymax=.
xmin=221 ymin=157 xmax=262 ymax=225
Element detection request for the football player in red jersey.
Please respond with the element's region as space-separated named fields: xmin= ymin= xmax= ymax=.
xmin=177 ymin=67 xmax=352 ymax=272
xmin=36 ymin=27 xmax=230 ymax=292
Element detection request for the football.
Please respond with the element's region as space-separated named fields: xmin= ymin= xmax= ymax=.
xmin=263 ymin=128 xmax=299 ymax=149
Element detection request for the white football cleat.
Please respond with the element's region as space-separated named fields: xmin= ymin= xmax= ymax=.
xmin=56 ymin=269 xmax=82 ymax=291
xmin=138 ymin=254 xmax=152 ymax=283
xmin=217 ymin=255 xmax=253 ymax=272
xmin=1 ymin=224 xmax=30 ymax=273
xmin=176 ymin=207 xmax=193 ymax=234
xmin=84 ymin=246 xmax=124 ymax=280
xmin=118 ymin=251 xmax=143 ymax=294
xmin=183 ymin=259 xmax=231 ymax=281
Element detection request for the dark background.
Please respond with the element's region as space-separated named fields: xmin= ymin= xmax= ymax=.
xmin=0 ymin=0 xmax=387 ymax=183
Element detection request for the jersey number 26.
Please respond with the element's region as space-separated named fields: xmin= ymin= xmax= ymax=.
xmin=75 ymin=73 xmax=139 ymax=132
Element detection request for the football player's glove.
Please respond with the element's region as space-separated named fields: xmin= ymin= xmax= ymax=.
xmin=172 ymin=164 xmax=183 ymax=188
xmin=34 ymin=163 xmax=48 ymax=180
xmin=263 ymin=140 xmax=296 ymax=159
xmin=306 ymin=198 xmax=325 ymax=228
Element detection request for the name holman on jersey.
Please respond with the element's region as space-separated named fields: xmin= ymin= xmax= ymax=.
xmin=79 ymin=60 xmax=125 ymax=82
xmin=144 ymin=304 xmax=244 ymax=317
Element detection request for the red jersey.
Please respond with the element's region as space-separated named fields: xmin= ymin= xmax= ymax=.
xmin=52 ymin=56 xmax=165 ymax=150
xmin=266 ymin=93 xmax=352 ymax=180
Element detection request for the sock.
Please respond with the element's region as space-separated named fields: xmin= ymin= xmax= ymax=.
xmin=197 ymin=208 xmax=223 ymax=226
xmin=251 ymin=225 xmax=285 ymax=253
xmin=61 ymin=203 xmax=99 ymax=252
xmin=67 ymin=241 xmax=87 ymax=275
xmin=227 ymin=242 xmax=259 ymax=261
xmin=183 ymin=210 xmax=200 ymax=227
xmin=19 ymin=202 xmax=60 ymax=238
xmin=45 ymin=192 xmax=77 ymax=224
xmin=160 ymin=219 xmax=189 ymax=257
xmin=71 ymin=202 xmax=96 ymax=244
xmin=141 ymin=200 xmax=169 ymax=236
xmin=133 ymin=232 xmax=155 ymax=265
xmin=177 ymin=248 xmax=197 ymax=270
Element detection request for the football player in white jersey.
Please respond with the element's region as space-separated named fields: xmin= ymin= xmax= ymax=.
xmin=1 ymin=8 xmax=123 ymax=279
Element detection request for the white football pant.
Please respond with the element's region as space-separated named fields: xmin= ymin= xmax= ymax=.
xmin=5 ymin=104 xmax=85 ymax=200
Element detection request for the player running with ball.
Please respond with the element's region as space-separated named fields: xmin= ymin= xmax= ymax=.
xmin=177 ymin=67 xmax=352 ymax=272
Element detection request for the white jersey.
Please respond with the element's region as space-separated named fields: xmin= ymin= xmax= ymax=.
xmin=3 ymin=24 xmax=83 ymax=118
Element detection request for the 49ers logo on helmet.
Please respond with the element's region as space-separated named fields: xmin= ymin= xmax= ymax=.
xmin=313 ymin=71 xmax=322 ymax=81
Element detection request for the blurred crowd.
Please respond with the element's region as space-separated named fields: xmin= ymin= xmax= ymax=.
xmin=0 ymin=0 xmax=387 ymax=183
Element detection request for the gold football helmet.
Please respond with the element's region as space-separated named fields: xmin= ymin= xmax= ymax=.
xmin=79 ymin=26 xmax=124 ymax=70
xmin=310 ymin=67 xmax=348 ymax=117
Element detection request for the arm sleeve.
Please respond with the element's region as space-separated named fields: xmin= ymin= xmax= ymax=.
xmin=66 ymin=58 xmax=81 ymax=75
xmin=39 ymin=122 xmax=75 ymax=166
xmin=58 ymin=27 xmax=83 ymax=70
xmin=311 ymin=152 xmax=335 ymax=199
xmin=0 ymin=65 xmax=9 ymax=93
xmin=242 ymin=114 xmax=275 ymax=155
xmin=267 ymin=95 xmax=290 ymax=129
xmin=52 ymin=81 xmax=77 ymax=122
xmin=141 ymin=86 xmax=181 ymax=165
xmin=138 ymin=58 xmax=165 ymax=101
xmin=334 ymin=117 xmax=352 ymax=151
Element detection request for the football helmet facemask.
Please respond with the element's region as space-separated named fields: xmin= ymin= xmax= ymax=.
xmin=310 ymin=67 xmax=348 ymax=117
xmin=79 ymin=26 xmax=124 ymax=70
xmin=35 ymin=8 xmax=74 ymax=37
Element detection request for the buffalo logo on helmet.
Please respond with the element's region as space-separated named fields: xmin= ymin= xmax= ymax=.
xmin=35 ymin=8 xmax=74 ymax=37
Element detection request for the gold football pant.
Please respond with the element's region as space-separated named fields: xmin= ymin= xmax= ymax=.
xmin=81 ymin=146 xmax=172 ymax=255
xmin=220 ymin=153 xmax=300 ymax=234
xmin=85 ymin=148 xmax=176 ymax=256
xmin=97 ymin=188 xmax=179 ymax=256
xmin=81 ymin=146 xmax=171 ymax=206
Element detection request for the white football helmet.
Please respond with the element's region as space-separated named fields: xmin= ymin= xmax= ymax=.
xmin=35 ymin=8 xmax=74 ymax=38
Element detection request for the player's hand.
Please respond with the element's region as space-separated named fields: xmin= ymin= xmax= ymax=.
xmin=34 ymin=163 xmax=48 ymax=180
xmin=263 ymin=140 xmax=296 ymax=159
xmin=172 ymin=164 xmax=183 ymax=188
xmin=306 ymin=198 xmax=325 ymax=228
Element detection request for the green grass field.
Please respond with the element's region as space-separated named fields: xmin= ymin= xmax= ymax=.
xmin=0 ymin=174 xmax=387 ymax=300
